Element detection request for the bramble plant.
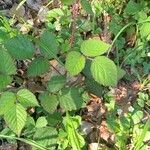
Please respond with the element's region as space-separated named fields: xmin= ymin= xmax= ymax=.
xmin=0 ymin=0 xmax=150 ymax=150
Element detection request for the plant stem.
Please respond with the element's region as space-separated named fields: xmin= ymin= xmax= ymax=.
xmin=0 ymin=134 xmax=48 ymax=150
xmin=107 ymin=22 xmax=136 ymax=57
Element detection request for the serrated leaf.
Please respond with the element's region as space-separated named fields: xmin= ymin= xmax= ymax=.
xmin=59 ymin=87 xmax=85 ymax=111
xmin=47 ymin=75 xmax=66 ymax=93
xmin=81 ymin=39 xmax=110 ymax=57
xmin=40 ymin=31 xmax=58 ymax=59
xmin=4 ymin=103 xmax=27 ymax=136
xmin=0 ymin=50 xmax=16 ymax=75
xmin=91 ymin=56 xmax=117 ymax=86
xmin=39 ymin=92 xmax=58 ymax=114
xmin=65 ymin=51 xmax=85 ymax=76
xmin=0 ymin=75 xmax=12 ymax=91
xmin=33 ymin=127 xmax=58 ymax=150
xmin=0 ymin=92 xmax=15 ymax=115
xmin=35 ymin=117 xmax=48 ymax=128
xmin=81 ymin=0 xmax=93 ymax=15
xmin=4 ymin=35 xmax=35 ymax=60
xmin=27 ymin=58 xmax=50 ymax=77
xmin=17 ymin=89 xmax=39 ymax=108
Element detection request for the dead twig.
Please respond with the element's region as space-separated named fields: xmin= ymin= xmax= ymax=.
xmin=69 ymin=0 xmax=80 ymax=48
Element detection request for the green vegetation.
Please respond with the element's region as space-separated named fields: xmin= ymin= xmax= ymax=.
xmin=0 ymin=0 xmax=149 ymax=149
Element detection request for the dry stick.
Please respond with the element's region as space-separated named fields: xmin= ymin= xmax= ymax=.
xmin=69 ymin=0 xmax=80 ymax=48
xmin=50 ymin=63 xmax=64 ymax=75
xmin=101 ymin=10 xmax=112 ymax=44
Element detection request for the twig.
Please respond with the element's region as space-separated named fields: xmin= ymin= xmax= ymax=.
xmin=69 ymin=0 xmax=80 ymax=48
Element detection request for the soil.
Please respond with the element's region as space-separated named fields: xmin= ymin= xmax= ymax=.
xmin=0 ymin=141 xmax=32 ymax=150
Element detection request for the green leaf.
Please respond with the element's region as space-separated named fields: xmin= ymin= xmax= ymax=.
xmin=0 ymin=92 xmax=15 ymax=115
xmin=132 ymin=111 xmax=143 ymax=124
xmin=47 ymin=8 xmax=64 ymax=20
xmin=46 ymin=112 xmax=62 ymax=127
xmin=33 ymin=127 xmax=58 ymax=150
xmin=17 ymin=89 xmax=39 ymax=108
xmin=27 ymin=58 xmax=50 ymax=77
xmin=119 ymin=116 xmax=130 ymax=131
xmin=117 ymin=67 xmax=126 ymax=81
xmin=61 ymin=0 xmax=75 ymax=5
xmin=80 ymin=0 xmax=93 ymax=15
xmin=140 ymin=23 xmax=150 ymax=38
xmin=39 ymin=92 xmax=58 ymax=114
xmin=137 ymin=98 xmax=144 ymax=108
xmin=40 ymin=31 xmax=58 ymax=59
xmin=124 ymin=0 xmax=141 ymax=15
xmin=85 ymin=78 xmax=103 ymax=97
xmin=35 ymin=117 xmax=48 ymax=128
xmin=25 ymin=116 xmax=35 ymax=131
xmin=47 ymin=75 xmax=66 ymax=93
xmin=4 ymin=35 xmax=35 ymax=60
xmin=0 ymin=50 xmax=16 ymax=75
xmin=0 ymin=75 xmax=12 ymax=91
xmin=57 ymin=129 xmax=68 ymax=150
xmin=59 ymin=87 xmax=85 ymax=111
xmin=83 ymin=60 xmax=103 ymax=97
xmin=81 ymin=39 xmax=110 ymax=57
xmin=63 ymin=114 xmax=85 ymax=150
xmin=106 ymin=114 xmax=120 ymax=133
xmin=65 ymin=51 xmax=85 ymax=76
xmin=4 ymin=103 xmax=27 ymax=136
xmin=0 ymin=29 xmax=9 ymax=43
xmin=91 ymin=56 xmax=117 ymax=86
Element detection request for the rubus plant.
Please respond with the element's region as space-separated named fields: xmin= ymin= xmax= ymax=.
xmin=0 ymin=13 xmax=125 ymax=149
xmin=0 ymin=0 xmax=150 ymax=149
xmin=0 ymin=12 xmax=126 ymax=149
